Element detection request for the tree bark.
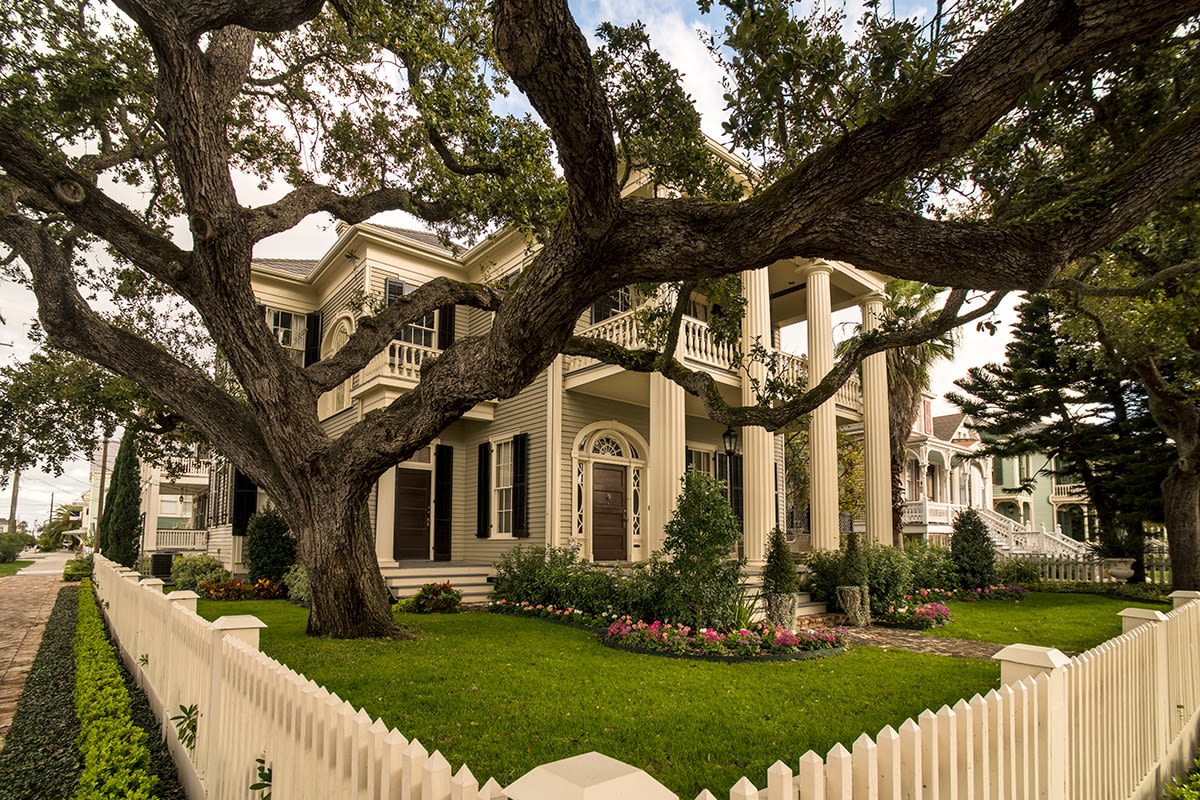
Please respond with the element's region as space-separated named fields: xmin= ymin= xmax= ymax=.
xmin=1162 ymin=468 xmax=1200 ymax=591
xmin=888 ymin=372 xmax=922 ymax=548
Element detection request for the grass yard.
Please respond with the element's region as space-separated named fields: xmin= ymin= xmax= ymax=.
xmin=199 ymin=600 xmax=998 ymax=796
xmin=0 ymin=560 xmax=33 ymax=578
xmin=927 ymin=591 xmax=1169 ymax=652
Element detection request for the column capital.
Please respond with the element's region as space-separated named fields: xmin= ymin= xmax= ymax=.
xmin=796 ymin=259 xmax=834 ymax=279
xmin=859 ymin=290 xmax=886 ymax=308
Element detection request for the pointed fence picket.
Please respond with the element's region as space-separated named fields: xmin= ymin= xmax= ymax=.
xmin=90 ymin=555 xmax=1200 ymax=800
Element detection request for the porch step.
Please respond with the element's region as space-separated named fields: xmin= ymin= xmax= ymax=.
xmin=794 ymin=591 xmax=828 ymax=618
xmin=379 ymin=562 xmax=495 ymax=604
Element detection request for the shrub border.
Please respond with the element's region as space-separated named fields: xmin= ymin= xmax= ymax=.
xmin=0 ymin=586 xmax=81 ymax=800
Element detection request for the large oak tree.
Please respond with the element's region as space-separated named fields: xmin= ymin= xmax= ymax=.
xmin=3 ymin=0 xmax=1200 ymax=636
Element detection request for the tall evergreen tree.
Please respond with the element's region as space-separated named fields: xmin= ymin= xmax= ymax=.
xmin=949 ymin=295 xmax=1171 ymax=580
xmin=98 ymin=432 xmax=142 ymax=569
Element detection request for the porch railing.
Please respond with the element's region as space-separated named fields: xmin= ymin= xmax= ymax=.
xmin=1052 ymin=482 xmax=1088 ymax=499
xmin=154 ymin=528 xmax=207 ymax=551
xmin=352 ymin=340 xmax=440 ymax=388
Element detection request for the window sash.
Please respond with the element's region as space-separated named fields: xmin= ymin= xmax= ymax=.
xmin=494 ymin=440 xmax=514 ymax=535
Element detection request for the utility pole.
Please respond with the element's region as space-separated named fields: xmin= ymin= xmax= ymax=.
xmin=6 ymin=470 xmax=19 ymax=534
xmin=96 ymin=438 xmax=110 ymax=521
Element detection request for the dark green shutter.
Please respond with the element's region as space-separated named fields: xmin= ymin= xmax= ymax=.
xmin=476 ymin=442 xmax=491 ymax=538
xmin=437 ymin=306 xmax=455 ymax=349
xmin=231 ymin=470 xmax=257 ymax=536
xmin=512 ymin=433 xmax=529 ymax=538
xmin=434 ymin=445 xmax=453 ymax=560
xmin=304 ymin=311 xmax=323 ymax=366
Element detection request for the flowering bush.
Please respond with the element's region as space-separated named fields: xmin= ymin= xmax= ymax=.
xmin=198 ymin=578 xmax=256 ymax=600
xmin=602 ymin=619 xmax=845 ymax=658
xmin=253 ymin=578 xmax=287 ymax=599
xmin=875 ymin=602 xmax=953 ymax=630
xmin=953 ymin=584 xmax=1029 ymax=602
xmin=488 ymin=598 xmax=615 ymax=627
xmin=407 ymin=582 xmax=463 ymax=613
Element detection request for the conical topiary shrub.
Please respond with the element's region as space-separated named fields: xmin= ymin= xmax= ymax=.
xmin=761 ymin=527 xmax=800 ymax=629
xmin=98 ymin=432 xmax=141 ymax=569
xmin=951 ymin=508 xmax=997 ymax=590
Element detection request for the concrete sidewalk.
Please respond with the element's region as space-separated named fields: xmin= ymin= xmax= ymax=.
xmin=0 ymin=550 xmax=75 ymax=753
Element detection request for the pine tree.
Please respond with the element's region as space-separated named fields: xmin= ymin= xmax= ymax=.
xmin=98 ymin=432 xmax=141 ymax=569
xmin=951 ymin=509 xmax=997 ymax=590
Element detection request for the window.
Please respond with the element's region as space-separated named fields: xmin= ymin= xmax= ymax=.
xmin=686 ymin=447 xmax=713 ymax=476
xmin=323 ymin=320 xmax=353 ymax=415
xmin=385 ymin=277 xmax=438 ymax=349
xmin=494 ymin=439 xmax=514 ymax=536
xmin=590 ymin=287 xmax=638 ymax=324
xmin=264 ymin=307 xmax=306 ymax=364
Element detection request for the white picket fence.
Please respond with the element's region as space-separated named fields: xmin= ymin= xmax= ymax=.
xmin=92 ymin=555 xmax=1200 ymax=800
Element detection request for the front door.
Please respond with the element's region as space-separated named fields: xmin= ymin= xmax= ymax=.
xmin=592 ymin=463 xmax=627 ymax=561
xmin=393 ymin=468 xmax=431 ymax=560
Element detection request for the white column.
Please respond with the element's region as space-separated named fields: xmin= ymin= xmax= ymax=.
xmin=648 ymin=373 xmax=685 ymax=556
xmin=804 ymin=262 xmax=839 ymax=551
xmin=741 ymin=267 xmax=774 ymax=563
xmin=860 ymin=292 xmax=891 ymax=546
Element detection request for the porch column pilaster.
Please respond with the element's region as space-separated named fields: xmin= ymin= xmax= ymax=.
xmin=741 ymin=267 xmax=774 ymax=563
xmin=804 ymin=262 xmax=839 ymax=551
xmin=648 ymin=373 xmax=685 ymax=556
xmin=860 ymin=292 xmax=890 ymax=545
xmin=949 ymin=465 xmax=961 ymax=508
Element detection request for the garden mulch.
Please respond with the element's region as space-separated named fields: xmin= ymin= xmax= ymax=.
xmin=0 ymin=573 xmax=71 ymax=753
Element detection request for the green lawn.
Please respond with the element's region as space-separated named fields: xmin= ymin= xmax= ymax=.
xmin=927 ymin=591 xmax=1169 ymax=652
xmin=198 ymin=600 xmax=998 ymax=796
xmin=0 ymin=560 xmax=33 ymax=578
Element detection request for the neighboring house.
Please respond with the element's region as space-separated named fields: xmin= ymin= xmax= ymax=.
xmin=216 ymin=190 xmax=895 ymax=580
xmin=81 ymin=441 xmax=117 ymax=542
xmin=900 ymin=397 xmax=994 ymax=544
xmin=992 ymin=450 xmax=1098 ymax=542
xmin=138 ymin=450 xmax=212 ymax=558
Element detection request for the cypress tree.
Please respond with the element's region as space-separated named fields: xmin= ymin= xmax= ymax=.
xmin=98 ymin=432 xmax=141 ymax=568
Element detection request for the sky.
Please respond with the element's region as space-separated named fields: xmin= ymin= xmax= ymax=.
xmin=0 ymin=0 xmax=1018 ymax=528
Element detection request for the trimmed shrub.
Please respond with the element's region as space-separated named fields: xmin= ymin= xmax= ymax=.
xmin=0 ymin=531 xmax=28 ymax=562
xmin=761 ymin=527 xmax=800 ymax=628
xmin=197 ymin=578 xmax=256 ymax=600
xmin=951 ymin=509 xmax=997 ymax=590
xmin=170 ymin=555 xmax=229 ymax=590
xmin=243 ymin=506 xmax=297 ymax=583
xmin=645 ymin=470 xmax=745 ymax=630
xmin=63 ymin=553 xmax=94 ymax=582
xmin=73 ymin=580 xmax=159 ymax=799
xmin=996 ymin=556 xmax=1042 ymax=585
xmin=98 ymin=433 xmax=141 ymax=568
xmin=1028 ymin=580 xmax=1172 ymax=604
xmin=906 ymin=541 xmax=959 ymax=591
xmin=284 ymin=561 xmax=309 ymax=605
xmin=801 ymin=540 xmax=912 ymax=616
xmin=405 ymin=582 xmax=463 ymax=613
xmin=0 ymin=587 xmax=81 ymax=799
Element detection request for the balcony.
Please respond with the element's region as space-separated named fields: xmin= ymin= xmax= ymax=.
xmin=564 ymin=309 xmax=863 ymax=415
xmin=350 ymin=340 xmax=494 ymax=420
xmin=154 ymin=528 xmax=207 ymax=551
xmin=902 ymin=499 xmax=955 ymax=527
xmin=1051 ymin=483 xmax=1088 ymax=502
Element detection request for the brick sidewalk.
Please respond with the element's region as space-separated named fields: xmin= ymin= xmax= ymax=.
xmin=839 ymin=624 xmax=1014 ymax=659
xmin=0 ymin=574 xmax=71 ymax=753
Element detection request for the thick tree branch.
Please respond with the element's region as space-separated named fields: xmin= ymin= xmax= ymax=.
xmin=561 ymin=290 xmax=1007 ymax=431
xmin=247 ymin=184 xmax=462 ymax=243
xmin=305 ymin=277 xmax=505 ymax=391
xmin=493 ymin=0 xmax=619 ymax=237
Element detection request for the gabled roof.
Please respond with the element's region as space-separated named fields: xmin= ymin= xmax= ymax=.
xmin=932 ymin=412 xmax=967 ymax=442
xmin=251 ymin=258 xmax=320 ymax=278
xmin=366 ymin=224 xmax=457 ymax=255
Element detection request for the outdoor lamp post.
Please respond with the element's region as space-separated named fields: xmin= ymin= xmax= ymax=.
xmin=722 ymin=426 xmax=739 ymax=458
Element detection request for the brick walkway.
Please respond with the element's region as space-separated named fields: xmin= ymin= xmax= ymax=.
xmin=0 ymin=568 xmax=72 ymax=753
xmin=839 ymin=625 xmax=1011 ymax=659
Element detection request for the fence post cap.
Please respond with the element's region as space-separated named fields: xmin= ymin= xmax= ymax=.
xmin=1169 ymin=590 xmax=1200 ymax=602
xmin=166 ymin=590 xmax=201 ymax=601
xmin=139 ymin=577 xmax=165 ymax=588
xmin=992 ymin=643 xmax=1070 ymax=670
xmin=212 ymin=614 xmax=268 ymax=631
xmin=505 ymin=752 xmax=677 ymax=800
xmin=1118 ymin=607 xmax=1169 ymax=623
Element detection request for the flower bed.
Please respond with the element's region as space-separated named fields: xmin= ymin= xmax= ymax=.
xmin=488 ymin=599 xmax=613 ymax=628
xmin=601 ymin=618 xmax=846 ymax=661
xmin=875 ymin=602 xmax=954 ymax=630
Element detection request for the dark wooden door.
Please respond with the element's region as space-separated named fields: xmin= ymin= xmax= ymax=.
xmin=393 ymin=468 xmax=431 ymax=560
xmin=592 ymin=463 xmax=627 ymax=561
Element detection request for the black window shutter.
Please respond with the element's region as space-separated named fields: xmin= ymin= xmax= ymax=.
xmin=231 ymin=470 xmax=257 ymax=536
xmin=304 ymin=311 xmax=323 ymax=366
xmin=512 ymin=433 xmax=529 ymax=538
xmin=437 ymin=305 xmax=456 ymax=349
xmin=434 ymin=445 xmax=453 ymax=560
xmin=730 ymin=453 xmax=745 ymax=531
xmin=385 ymin=277 xmax=405 ymax=305
xmin=476 ymin=442 xmax=491 ymax=538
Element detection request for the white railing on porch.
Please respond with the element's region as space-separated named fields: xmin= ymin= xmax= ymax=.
xmin=975 ymin=505 xmax=1089 ymax=558
xmin=1052 ymin=482 xmax=1088 ymax=500
xmin=352 ymin=340 xmax=440 ymax=388
xmin=154 ymin=528 xmax=208 ymax=551
xmin=775 ymin=351 xmax=864 ymax=414
xmin=902 ymin=499 xmax=954 ymax=526
xmin=91 ymin=554 xmax=1200 ymax=800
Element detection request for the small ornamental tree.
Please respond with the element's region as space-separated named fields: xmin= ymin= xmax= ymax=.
xmin=651 ymin=470 xmax=745 ymax=630
xmin=243 ymin=506 xmax=297 ymax=584
xmin=951 ymin=509 xmax=998 ymax=590
xmin=98 ymin=433 xmax=141 ymax=569
xmin=761 ymin=527 xmax=800 ymax=628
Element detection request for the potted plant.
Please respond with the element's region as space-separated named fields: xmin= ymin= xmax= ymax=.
xmin=837 ymin=530 xmax=870 ymax=627
xmin=761 ymin=528 xmax=801 ymax=629
xmin=1086 ymin=525 xmax=1144 ymax=583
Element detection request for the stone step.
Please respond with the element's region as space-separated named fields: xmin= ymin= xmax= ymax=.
xmin=795 ymin=600 xmax=828 ymax=618
xmin=380 ymin=562 xmax=494 ymax=602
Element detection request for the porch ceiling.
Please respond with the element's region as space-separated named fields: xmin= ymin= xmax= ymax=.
xmin=768 ymin=259 xmax=890 ymax=328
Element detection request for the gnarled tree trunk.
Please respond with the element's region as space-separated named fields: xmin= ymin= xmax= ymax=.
xmin=1163 ymin=467 xmax=1200 ymax=591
